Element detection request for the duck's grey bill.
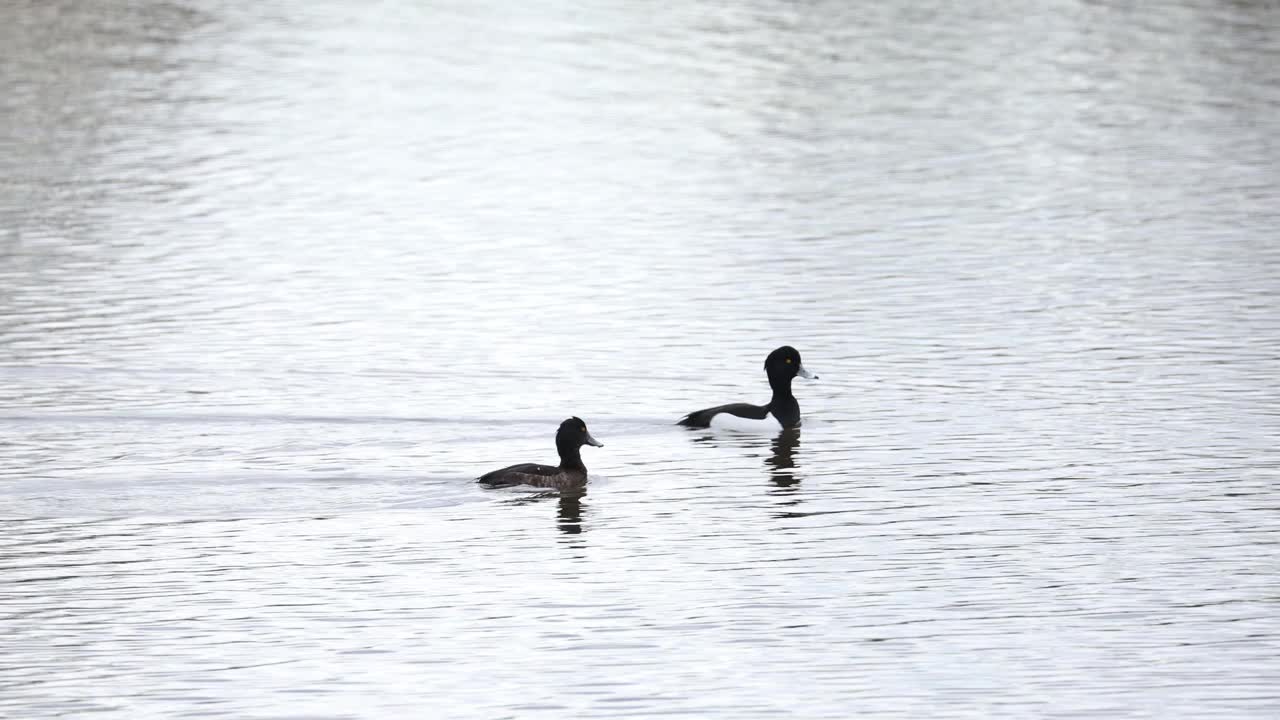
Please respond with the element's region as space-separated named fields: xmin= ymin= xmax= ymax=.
xmin=798 ymin=364 xmax=818 ymax=380
xmin=585 ymin=432 xmax=604 ymax=448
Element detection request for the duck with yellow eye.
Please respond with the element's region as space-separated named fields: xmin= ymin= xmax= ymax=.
xmin=677 ymin=345 xmax=818 ymax=431
xmin=477 ymin=417 xmax=604 ymax=490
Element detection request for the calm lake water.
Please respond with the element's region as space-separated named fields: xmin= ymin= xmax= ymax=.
xmin=2 ymin=0 xmax=1279 ymax=717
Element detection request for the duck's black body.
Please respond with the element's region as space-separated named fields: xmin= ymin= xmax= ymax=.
xmin=478 ymin=417 xmax=603 ymax=490
xmin=477 ymin=462 xmax=586 ymax=490
xmin=678 ymin=346 xmax=817 ymax=431
xmin=676 ymin=398 xmax=798 ymax=430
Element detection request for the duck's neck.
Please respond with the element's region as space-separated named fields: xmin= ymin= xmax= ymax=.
xmin=768 ymin=371 xmax=795 ymax=403
xmin=768 ymin=373 xmax=801 ymax=428
xmin=557 ymin=441 xmax=586 ymax=471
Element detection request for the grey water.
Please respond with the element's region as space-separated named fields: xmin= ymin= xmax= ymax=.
xmin=2 ymin=0 xmax=1279 ymax=717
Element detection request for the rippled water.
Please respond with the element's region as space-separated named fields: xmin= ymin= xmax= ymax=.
xmin=3 ymin=0 xmax=1279 ymax=717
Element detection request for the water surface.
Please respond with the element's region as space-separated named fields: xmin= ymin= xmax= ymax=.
xmin=2 ymin=0 xmax=1279 ymax=717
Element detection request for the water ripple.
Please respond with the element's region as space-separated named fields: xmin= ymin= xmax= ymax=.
xmin=3 ymin=0 xmax=1280 ymax=717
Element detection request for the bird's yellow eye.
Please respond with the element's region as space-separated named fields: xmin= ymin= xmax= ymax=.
xmin=581 ymin=426 xmax=587 ymax=432
xmin=785 ymin=358 xmax=792 ymax=364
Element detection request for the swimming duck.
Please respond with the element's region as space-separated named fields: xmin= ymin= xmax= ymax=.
xmin=477 ymin=417 xmax=604 ymax=489
xmin=677 ymin=345 xmax=818 ymax=431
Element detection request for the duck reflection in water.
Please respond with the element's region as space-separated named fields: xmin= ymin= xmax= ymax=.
xmin=556 ymin=492 xmax=584 ymax=535
xmin=766 ymin=428 xmax=802 ymax=489
xmin=687 ymin=427 xmax=804 ymax=490
xmin=503 ymin=486 xmax=588 ymax=535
